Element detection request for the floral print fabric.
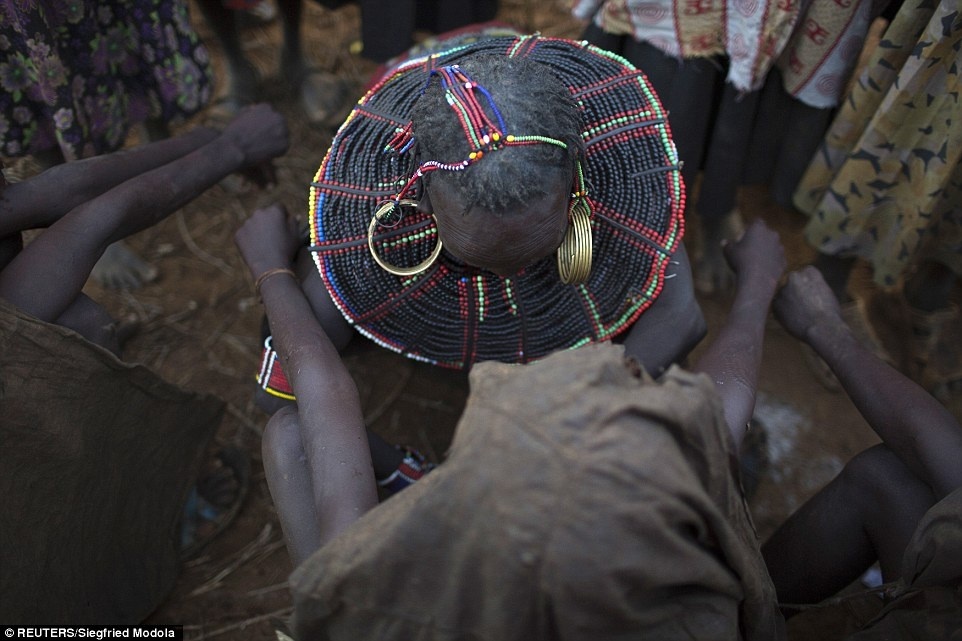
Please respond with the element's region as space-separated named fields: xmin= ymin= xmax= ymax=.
xmin=0 ymin=0 xmax=212 ymax=161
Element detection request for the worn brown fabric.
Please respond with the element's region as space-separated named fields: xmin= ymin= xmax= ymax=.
xmin=0 ymin=299 xmax=223 ymax=623
xmin=290 ymin=342 xmax=784 ymax=640
xmin=787 ymin=488 xmax=962 ymax=641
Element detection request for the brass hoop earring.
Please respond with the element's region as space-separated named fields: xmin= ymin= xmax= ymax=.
xmin=557 ymin=198 xmax=592 ymax=285
xmin=368 ymin=199 xmax=443 ymax=277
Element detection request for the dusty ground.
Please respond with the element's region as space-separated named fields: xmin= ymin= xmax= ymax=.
xmin=65 ymin=1 xmax=960 ymax=638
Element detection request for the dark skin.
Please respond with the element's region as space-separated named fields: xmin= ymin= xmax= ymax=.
xmin=422 ymin=165 xmax=706 ymax=376
xmin=278 ymin=162 xmax=706 ymax=384
xmin=761 ymin=266 xmax=962 ymax=606
xmin=236 ymin=204 xmax=378 ymax=566
xmin=252 ymin=158 xmax=703 ymax=478
xmin=247 ymin=207 xmax=962 ymax=625
xmin=240 ymin=209 xmax=777 ymax=567
xmin=691 ymin=219 xmax=786 ymax=451
xmin=0 ymin=104 xmax=289 ymax=355
xmin=421 ymin=171 xmax=571 ymax=278
xmin=193 ymin=0 xmax=351 ymax=126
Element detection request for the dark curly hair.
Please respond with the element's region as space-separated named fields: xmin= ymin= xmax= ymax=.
xmin=410 ymin=54 xmax=584 ymax=213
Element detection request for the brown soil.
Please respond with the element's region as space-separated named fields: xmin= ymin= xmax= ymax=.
xmin=67 ymin=2 xmax=960 ymax=638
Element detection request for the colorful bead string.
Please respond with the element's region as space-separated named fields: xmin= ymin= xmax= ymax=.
xmin=380 ymin=65 xmax=570 ymax=222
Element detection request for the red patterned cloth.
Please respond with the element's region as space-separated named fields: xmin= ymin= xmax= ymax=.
xmin=572 ymin=0 xmax=875 ymax=108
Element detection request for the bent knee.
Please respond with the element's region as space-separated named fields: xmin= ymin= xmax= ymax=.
xmin=839 ymin=444 xmax=935 ymax=509
xmin=263 ymin=405 xmax=303 ymax=468
xmin=254 ymin=387 xmax=295 ymax=416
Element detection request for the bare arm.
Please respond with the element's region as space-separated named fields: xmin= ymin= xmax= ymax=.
xmin=0 ymin=126 xmax=220 ymax=232
xmin=0 ymin=104 xmax=289 ymax=322
xmin=692 ymin=220 xmax=786 ymax=451
xmin=235 ymin=204 xmax=377 ymax=543
xmin=623 ymin=243 xmax=707 ymax=376
xmin=774 ymin=266 xmax=962 ymax=498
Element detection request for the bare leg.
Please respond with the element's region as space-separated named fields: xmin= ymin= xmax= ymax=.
xmin=256 ymin=391 xmax=405 ymax=479
xmin=277 ymin=0 xmax=305 ymax=75
xmin=54 ymin=294 xmax=125 ymax=356
xmin=904 ymin=260 xmax=955 ymax=313
xmin=263 ymin=406 xmax=321 ymax=567
xmin=692 ymin=82 xmax=760 ymax=295
xmin=193 ymin=0 xmax=260 ymax=110
xmin=763 ymin=444 xmax=934 ymax=606
xmin=766 ymin=267 xmax=962 ymax=607
xmin=3 ymin=237 xmax=135 ymax=353
xmin=903 ymin=260 xmax=960 ymax=397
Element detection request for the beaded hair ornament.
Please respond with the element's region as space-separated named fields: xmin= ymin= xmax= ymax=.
xmin=369 ymin=64 xmax=592 ymax=284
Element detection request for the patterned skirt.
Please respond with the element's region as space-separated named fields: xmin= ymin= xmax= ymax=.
xmin=795 ymin=0 xmax=962 ymax=288
xmin=0 ymin=0 xmax=212 ymax=161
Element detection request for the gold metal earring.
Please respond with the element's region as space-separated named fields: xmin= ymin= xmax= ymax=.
xmin=557 ymin=198 xmax=592 ymax=285
xmin=368 ymin=199 xmax=443 ymax=277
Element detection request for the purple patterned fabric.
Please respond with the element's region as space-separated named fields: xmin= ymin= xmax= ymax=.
xmin=0 ymin=0 xmax=212 ymax=160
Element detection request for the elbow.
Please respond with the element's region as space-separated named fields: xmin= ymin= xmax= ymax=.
xmin=282 ymin=344 xmax=358 ymax=401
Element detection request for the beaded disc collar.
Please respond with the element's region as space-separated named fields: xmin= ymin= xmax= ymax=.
xmin=309 ymin=34 xmax=685 ymax=369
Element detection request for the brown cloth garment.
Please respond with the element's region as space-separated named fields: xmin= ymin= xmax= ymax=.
xmin=786 ymin=487 xmax=962 ymax=641
xmin=0 ymin=299 xmax=223 ymax=623
xmin=290 ymin=342 xmax=785 ymax=640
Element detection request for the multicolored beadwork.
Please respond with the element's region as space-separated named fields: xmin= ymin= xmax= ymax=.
xmin=256 ymin=336 xmax=295 ymax=400
xmin=309 ymin=35 xmax=685 ymax=370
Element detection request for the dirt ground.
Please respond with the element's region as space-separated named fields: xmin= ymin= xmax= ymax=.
xmin=64 ymin=1 xmax=960 ymax=638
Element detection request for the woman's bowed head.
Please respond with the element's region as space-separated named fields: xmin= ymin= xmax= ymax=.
xmin=311 ymin=34 xmax=696 ymax=370
xmin=399 ymin=55 xmax=586 ymax=279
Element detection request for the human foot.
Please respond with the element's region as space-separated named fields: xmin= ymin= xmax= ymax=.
xmin=90 ymin=241 xmax=158 ymax=289
xmin=694 ymin=209 xmax=745 ymax=295
xmin=293 ymin=67 xmax=355 ymax=128
xmin=179 ymin=446 xmax=251 ymax=560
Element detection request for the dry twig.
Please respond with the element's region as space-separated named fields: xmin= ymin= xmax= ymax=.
xmin=185 ymin=605 xmax=294 ymax=640
xmin=176 ymin=211 xmax=235 ymax=276
xmin=189 ymin=523 xmax=279 ymax=597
